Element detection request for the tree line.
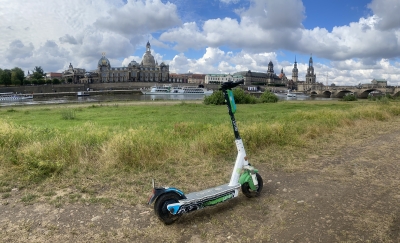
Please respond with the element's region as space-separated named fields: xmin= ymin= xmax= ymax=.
xmin=0 ymin=66 xmax=62 ymax=86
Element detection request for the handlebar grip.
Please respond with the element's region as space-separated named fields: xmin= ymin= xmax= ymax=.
xmin=219 ymin=79 xmax=244 ymax=90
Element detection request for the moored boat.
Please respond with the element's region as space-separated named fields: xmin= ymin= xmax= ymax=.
xmin=0 ymin=92 xmax=33 ymax=101
xmin=287 ymin=90 xmax=297 ymax=97
xmin=77 ymin=91 xmax=90 ymax=96
xmin=141 ymin=85 xmax=213 ymax=95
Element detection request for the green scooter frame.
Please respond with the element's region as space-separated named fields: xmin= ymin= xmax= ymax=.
xmin=148 ymin=80 xmax=263 ymax=225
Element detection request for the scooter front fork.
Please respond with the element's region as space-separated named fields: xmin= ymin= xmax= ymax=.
xmin=239 ymin=165 xmax=259 ymax=190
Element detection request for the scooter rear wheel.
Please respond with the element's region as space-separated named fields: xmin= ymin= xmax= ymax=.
xmin=154 ymin=192 xmax=182 ymax=225
xmin=241 ymin=173 xmax=263 ymax=198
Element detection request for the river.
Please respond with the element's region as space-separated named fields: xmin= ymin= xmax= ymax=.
xmin=0 ymin=93 xmax=336 ymax=107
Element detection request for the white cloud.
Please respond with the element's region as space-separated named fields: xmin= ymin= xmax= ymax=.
xmin=94 ymin=0 xmax=181 ymax=37
xmin=168 ymin=47 xmax=277 ymax=74
xmin=0 ymin=0 xmax=180 ymax=73
xmin=239 ymin=0 xmax=305 ymax=29
xmin=368 ymin=0 xmax=400 ymax=30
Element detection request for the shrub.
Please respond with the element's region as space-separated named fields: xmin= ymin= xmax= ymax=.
xmin=342 ymin=94 xmax=357 ymax=101
xmin=259 ymin=90 xmax=279 ymax=103
xmin=204 ymin=89 xmax=258 ymax=105
xmin=232 ymin=88 xmax=258 ymax=104
xmin=204 ymin=90 xmax=225 ymax=105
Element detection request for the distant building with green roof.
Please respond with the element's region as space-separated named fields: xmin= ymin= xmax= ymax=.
xmin=371 ymin=79 xmax=387 ymax=87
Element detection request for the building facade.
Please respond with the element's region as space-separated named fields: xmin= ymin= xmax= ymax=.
xmin=371 ymin=79 xmax=387 ymax=87
xmin=62 ymin=63 xmax=85 ymax=83
xmin=45 ymin=72 xmax=62 ymax=80
xmin=205 ymin=74 xmax=244 ymax=84
xmin=188 ymin=74 xmax=206 ymax=84
xmin=78 ymin=42 xmax=171 ymax=84
xmin=168 ymin=73 xmax=188 ymax=83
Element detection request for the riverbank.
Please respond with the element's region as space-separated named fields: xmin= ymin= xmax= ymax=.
xmin=31 ymin=89 xmax=142 ymax=98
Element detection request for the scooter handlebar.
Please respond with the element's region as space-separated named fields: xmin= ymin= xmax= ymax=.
xmin=219 ymin=79 xmax=244 ymax=91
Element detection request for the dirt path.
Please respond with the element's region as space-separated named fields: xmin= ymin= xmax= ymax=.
xmin=1 ymin=119 xmax=400 ymax=242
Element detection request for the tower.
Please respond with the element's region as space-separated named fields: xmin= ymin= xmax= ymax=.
xmin=292 ymin=56 xmax=298 ymax=82
xmin=267 ymin=61 xmax=274 ymax=75
xmin=305 ymin=55 xmax=316 ymax=84
xmin=303 ymin=54 xmax=317 ymax=91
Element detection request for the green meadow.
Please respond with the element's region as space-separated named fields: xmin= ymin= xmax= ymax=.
xmin=1 ymin=99 xmax=400 ymax=203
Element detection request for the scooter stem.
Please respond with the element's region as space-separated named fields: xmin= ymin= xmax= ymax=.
xmin=229 ymin=139 xmax=248 ymax=186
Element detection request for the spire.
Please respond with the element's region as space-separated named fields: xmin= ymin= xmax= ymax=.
xmin=146 ymin=41 xmax=151 ymax=52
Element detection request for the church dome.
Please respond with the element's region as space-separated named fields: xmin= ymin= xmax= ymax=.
xmin=142 ymin=52 xmax=155 ymax=66
xmin=141 ymin=41 xmax=156 ymax=67
xmin=128 ymin=60 xmax=139 ymax=67
xmin=98 ymin=56 xmax=110 ymax=67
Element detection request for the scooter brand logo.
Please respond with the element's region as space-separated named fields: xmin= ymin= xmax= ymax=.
xmin=202 ymin=193 xmax=234 ymax=207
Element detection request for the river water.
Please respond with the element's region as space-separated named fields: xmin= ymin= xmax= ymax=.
xmin=0 ymin=93 xmax=335 ymax=107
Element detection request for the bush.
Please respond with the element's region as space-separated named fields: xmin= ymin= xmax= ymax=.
xmin=53 ymin=78 xmax=61 ymax=84
xmin=342 ymin=94 xmax=357 ymax=101
xmin=232 ymin=88 xmax=258 ymax=104
xmin=204 ymin=88 xmax=258 ymax=105
xmin=23 ymin=79 xmax=31 ymax=85
xmin=260 ymin=90 xmax=278 ymax=103
xmin=204 ymin=90 xmax=225 ymax=105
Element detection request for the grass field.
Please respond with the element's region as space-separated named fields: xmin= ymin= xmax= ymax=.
xmin=1 ymin=99 xmax=399 ymax=189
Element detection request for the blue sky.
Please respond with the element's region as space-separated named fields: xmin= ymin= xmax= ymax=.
xmin=1 ymin=0 xmax=399 ymax=85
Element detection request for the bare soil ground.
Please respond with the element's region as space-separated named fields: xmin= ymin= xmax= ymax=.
xmin=1 ymin=118 xmax=400 ymax=243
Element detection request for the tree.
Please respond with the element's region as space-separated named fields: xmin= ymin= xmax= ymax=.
xmin=24 ymin=79 xmax=31 ymax=85
xmin=10 ymin=67 xmax=24 ymax=86
xmin=53 ymin=78 xmax=61 ymax=84
xmin=0 ymin=69 xmax=12 ymax=86
xmin=32 ymin=66 xmax=46 ymax=81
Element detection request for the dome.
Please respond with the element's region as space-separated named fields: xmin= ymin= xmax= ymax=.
xmin=98 ymin=56 xmax=110 ymax=67
xmin=141 ymin=41 xmax=156 ymax=67
xmin=128 ymin=60 xmax=139 ymax=67
xmin=142 ymin=52 xmax=155 ymax=66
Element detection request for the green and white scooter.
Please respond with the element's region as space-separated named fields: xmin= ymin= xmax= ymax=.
xmin=147 ymin=79 xmax=263 ymax=225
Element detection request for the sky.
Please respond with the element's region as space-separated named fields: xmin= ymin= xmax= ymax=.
xmin=0 ymin=0 xmax=399 ymax=86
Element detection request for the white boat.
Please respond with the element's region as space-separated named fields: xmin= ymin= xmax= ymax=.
xmin=0 ymin=92 xmax=33 ymax=101
xmin=77 ymin=91 xmax=90 ymax=96
xmin=141 ymin=85 xmax=213 ymax=95
xmin=287 ymin=90 xmax=297 ymax=97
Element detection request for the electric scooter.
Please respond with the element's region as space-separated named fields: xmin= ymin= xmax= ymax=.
xmin=147 ymin=79 xmax=263 ymax=225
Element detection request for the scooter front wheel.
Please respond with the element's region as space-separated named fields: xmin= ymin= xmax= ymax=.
xmin=241 ymin=173 xmax=263 ymax=198
xmin=154 ymin=192 xmax=182 ymax=225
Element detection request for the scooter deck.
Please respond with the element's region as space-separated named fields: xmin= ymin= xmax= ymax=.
xmin=184 ymin=183 xmax=240 ymax=201
xmin=167 ymin=183 xmax=241 ymax=215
